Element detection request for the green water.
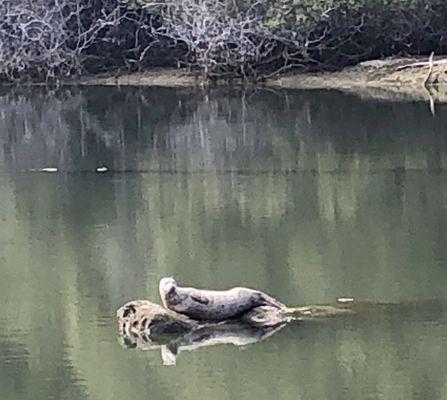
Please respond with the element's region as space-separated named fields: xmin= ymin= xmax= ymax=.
xmin=1 ymin=87 xmax=447 ymax=400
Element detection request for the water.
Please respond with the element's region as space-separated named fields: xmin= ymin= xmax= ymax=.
xmin=1 ymin=87 xmax=447 ymax=400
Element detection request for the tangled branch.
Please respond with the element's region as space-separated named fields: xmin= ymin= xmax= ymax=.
xmin=0 ymin=0 xmax=148 ymax=82
xmin=2 ymin=0 xmax=447 ymax=82
xmin=148 ymin=0 xmax=280 ymax=78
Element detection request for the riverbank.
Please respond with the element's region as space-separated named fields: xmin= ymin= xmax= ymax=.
xmin=71 ymin=56 xmax=447 ymax=104
xmin=269 ymin=55 xmax=447 ymax=103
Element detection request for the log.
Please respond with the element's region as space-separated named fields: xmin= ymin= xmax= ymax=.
xmin=116 ymin=300 xmax=297 ymax=336
xmin=116 ymin=298 xmax=362 ymax=339
xmin=116 ymin=298 xmax=359 ymax=365
xmin=117 ymin=297 xmax=447 ymax=365
xmin=117 ymin=300 xmax=290 ymax=365
xmin=117 ymin=300 xmax=198 ymax=337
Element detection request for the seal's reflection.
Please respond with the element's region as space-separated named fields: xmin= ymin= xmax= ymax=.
xmin=119 ymin=321 xmax=286 ymax=365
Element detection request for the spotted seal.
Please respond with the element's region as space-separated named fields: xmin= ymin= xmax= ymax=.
xmin=159 ymin=277 xmax=286 ymax=321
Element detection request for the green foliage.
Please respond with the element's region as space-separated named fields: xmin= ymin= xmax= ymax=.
xmin=116 ymin=0 xmax=447 ymax=77
xmin=227 ymin=0 xmax=445 ymax=30
xmin=2 ymin=0 xmax=447 ymax=81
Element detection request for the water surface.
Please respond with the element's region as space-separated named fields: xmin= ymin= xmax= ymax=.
xmin=1 ymin=87 xmax=447 ymax=400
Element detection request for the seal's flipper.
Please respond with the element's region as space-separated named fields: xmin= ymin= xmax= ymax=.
xmin=190 ymin=294 xmax=210 ymax=305
xmin=260 ymin=293 xmax=287 ymax=309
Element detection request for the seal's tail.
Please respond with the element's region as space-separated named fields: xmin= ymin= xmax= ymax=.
xmin=261 ymin=293 xmax=287 ymax=310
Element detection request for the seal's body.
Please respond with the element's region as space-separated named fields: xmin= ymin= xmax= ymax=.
xmin=159 ymin=277 xmax=286 ymax=321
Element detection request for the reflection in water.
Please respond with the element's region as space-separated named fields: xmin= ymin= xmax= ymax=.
xmin=0 ymin=87 xmax=447 ymax=399
xmin=120 ymin=320 xmax=286 ymax=366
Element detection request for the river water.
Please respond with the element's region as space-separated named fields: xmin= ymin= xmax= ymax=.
xmin=1 ymin=87 xmax=447 ymax=400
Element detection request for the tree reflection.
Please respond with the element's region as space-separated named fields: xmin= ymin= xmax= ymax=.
xmin=0 ymin=87 xmax=447 ymax=400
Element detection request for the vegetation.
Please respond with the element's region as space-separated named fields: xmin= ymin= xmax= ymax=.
xmin=1 ymin=0 xmax=447 ymax=82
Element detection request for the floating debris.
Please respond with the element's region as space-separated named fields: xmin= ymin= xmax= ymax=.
xmin=337 ymin=297 xmax=355 ymax=303
xmin=96 ymin=166 xmax=109 ymax=173
xmin=38 ymin=167 xmax=58 ymax=173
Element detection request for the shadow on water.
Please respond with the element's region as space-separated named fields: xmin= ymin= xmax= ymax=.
xmin=1 ymin=87 xmax=447 ymax=399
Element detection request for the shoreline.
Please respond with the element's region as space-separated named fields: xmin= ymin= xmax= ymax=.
xmin=267 ymin=56 xmax=447 ymax=103
xmin=15 ymin=56 xmax=447 ymax=103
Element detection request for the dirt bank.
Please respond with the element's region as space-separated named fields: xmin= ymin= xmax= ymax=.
xmin=72 ymin=68 xmax=203 ymax=87
xmin=267 ymin=55 xmax=447 ymax=103
xmin=73 ymin=56 xmax=447 ymax=103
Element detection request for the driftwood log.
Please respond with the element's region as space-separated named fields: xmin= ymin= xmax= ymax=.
xmin=117 ymin=295 xmax=447 ymax=365
xmin=116 ymin=299 xmax=357 ymax=336
xmin=116 ymin=298 xmax=357 ymax=364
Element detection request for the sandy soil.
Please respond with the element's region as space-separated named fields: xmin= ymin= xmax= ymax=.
xmin=266 ymin=56 xmax=447 ymax=103
xmin=73 ymin=56 xmax=447 ymax=103
xmin=71 ymin=68 xmax=203 ymax=87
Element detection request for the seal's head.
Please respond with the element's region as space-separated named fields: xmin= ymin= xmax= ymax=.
xmin=159 ymin=277 xmax=178 ymax=307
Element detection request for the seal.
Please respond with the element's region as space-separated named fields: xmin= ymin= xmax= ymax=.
xmin=159 ymin=277 xmax=286 ymax=321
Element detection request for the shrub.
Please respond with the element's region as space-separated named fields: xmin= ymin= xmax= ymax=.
xmin=0 ymin=0 xmax=156 ymax=82
xmin=136 ymin=0 xmax=447 ymax=78
xmin=1 ymin=0 xmax=447 ymax=81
